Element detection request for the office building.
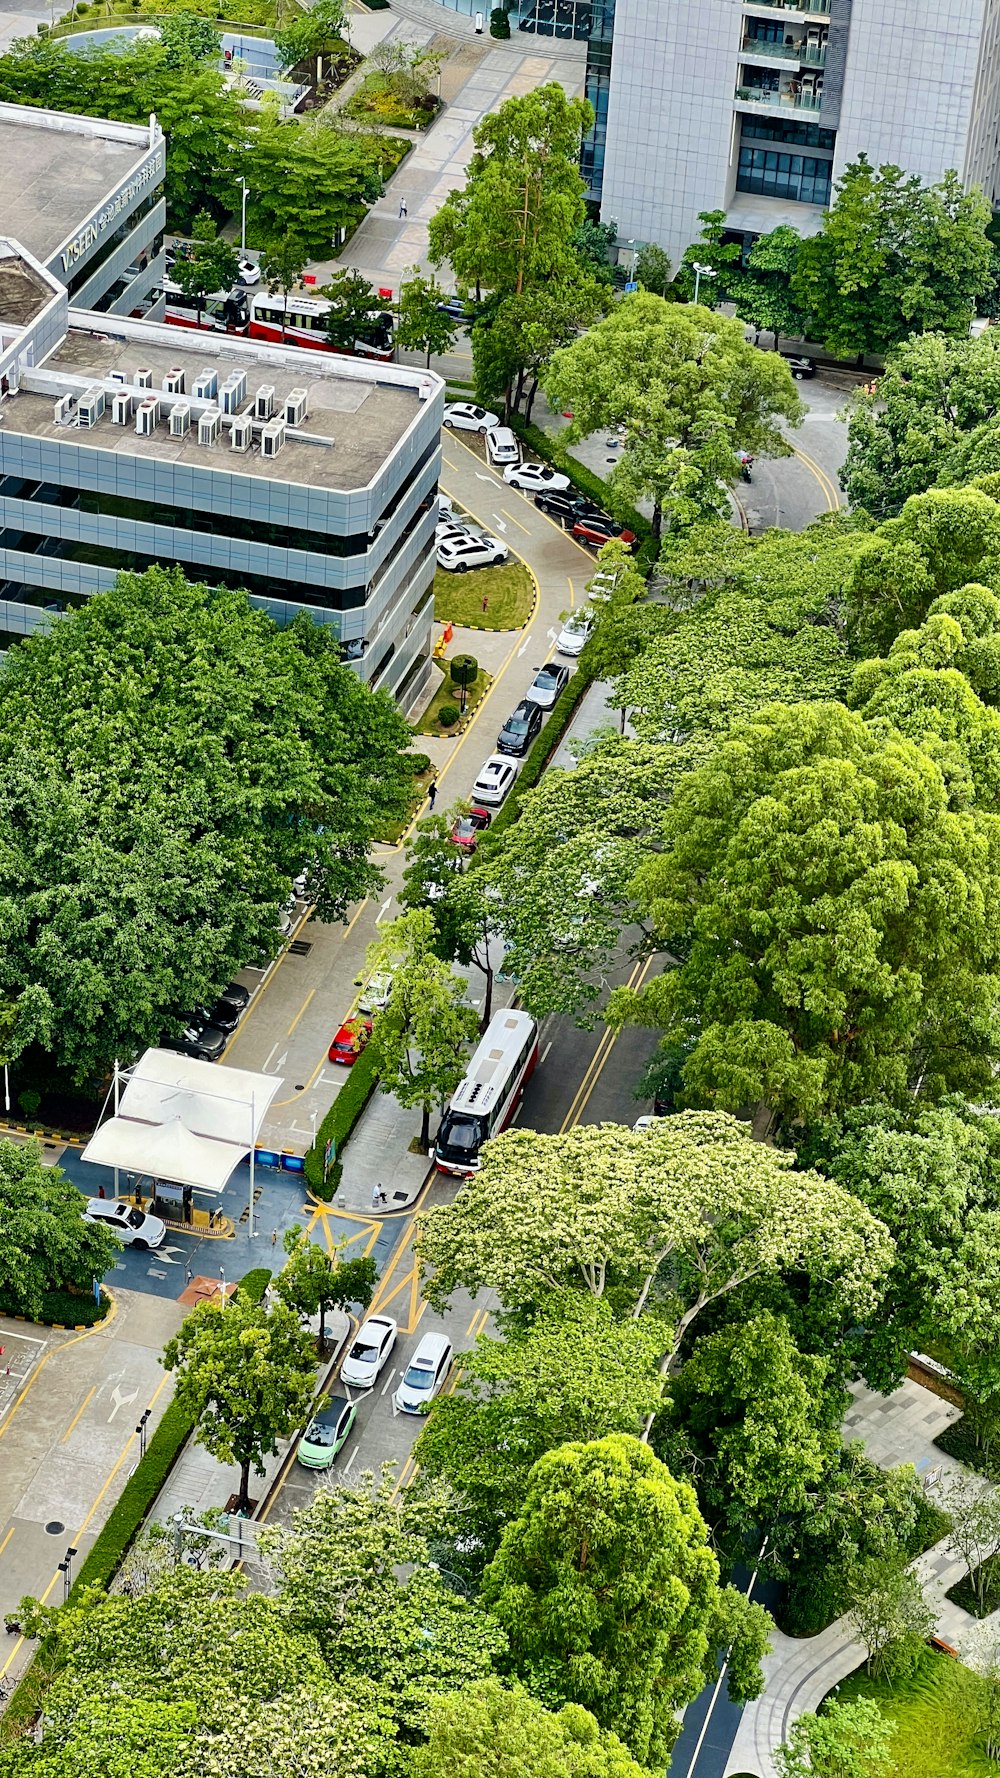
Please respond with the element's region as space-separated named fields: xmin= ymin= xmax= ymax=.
xmin=594 ymin=0 xmax=1000 ymax=267
xmin=0 ymin=241 xmax=442 ymax=713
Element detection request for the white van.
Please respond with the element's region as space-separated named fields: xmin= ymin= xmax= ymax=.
xmin=394 ymin=1330 xmax=453 ymax=1413
xmin=485 ymin=426 xmax=520 ymax=468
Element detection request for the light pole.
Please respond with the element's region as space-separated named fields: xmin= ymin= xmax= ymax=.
xmin=135 ymin=1408 xmax=151 ymax=1459
xmin=692 ymin=261 xmax=716 ymax=306
xmin=239 ymin=179 xmax=249 ymax=258
xmin=60 ymin=1545 xmax=78 ymax=1603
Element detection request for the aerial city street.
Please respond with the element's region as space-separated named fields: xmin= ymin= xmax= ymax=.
xmin=0 ymin=2 xmax=999 ymax=1776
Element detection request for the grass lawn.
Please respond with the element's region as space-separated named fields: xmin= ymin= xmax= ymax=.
xmin=414 ymin=660 xmax=493 ymax=736
xmin=346 ymin=72 xmax=439 ymax=131
xmin=835 ymin=1649 xmax=994 ymax=1777
xmin=434 ymin=561 xmax=535 ymax=631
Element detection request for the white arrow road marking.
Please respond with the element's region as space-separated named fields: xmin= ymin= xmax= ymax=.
xmin=492 ymin=515 xmax=507 ymax=531
xmin=517 ymin=632 xmax=533 ymax=657
xmin=108 ymin=1383 xmax=140 ymax=1423
xmin=376 ymin=897 xmax=393 ymax=924
xmin=475 ymin=472 xmax=495 ymax=482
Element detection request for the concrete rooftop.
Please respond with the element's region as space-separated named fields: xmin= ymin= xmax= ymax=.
xmin=0 ymin=116 xmax=145 ymax=263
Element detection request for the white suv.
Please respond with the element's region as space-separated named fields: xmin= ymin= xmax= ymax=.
xmin=83 ymin=1197 xmax=166 ymax=1249
xmin=437 ymin=534 xmax=509 ymax=573
xmin=485 ymin=426 xmax=520 ymax=467
xmin=394 ymin=1331 xmax=453 ymax=1413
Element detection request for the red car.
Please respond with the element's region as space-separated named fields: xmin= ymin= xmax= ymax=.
xmin=328 ymin=1016 xmax=373 ymax=1065
xmin=571 ymin=517 xmax=637 ymax=551
xmin=450 ymin=806 xmax=492 ymax=852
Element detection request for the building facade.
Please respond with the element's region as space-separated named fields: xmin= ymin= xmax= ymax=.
xmin=593 ymin=0 xmax=1000 ymax=267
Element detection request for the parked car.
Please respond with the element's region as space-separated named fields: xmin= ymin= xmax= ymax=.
xmin=328 ymin=1016 xmax=373 ymax=1065
xmin=534 ymin=489 xmax=605 ymax=524
xmin=194 ymin=995 xmax=242 ymax=1033
xmin=450 ymin=806 xmax=492 ymax=851
xmin=471 ymin=753 xmax=519 ymax=806
xmin=236 ymin=257 xmax=261 ymax=286
xmin=504 ymin=461 xmax=570 ymax=493
xmin=525 ymin=661 xmax=570 ymax=709
xmin=162 ymin=1022 xmax=228 ymax=1062
xmin=437 ymin=534 xmax=509 ymax=573
xmin=497 ymin=698 xmax=544 ymax=757
xmin=436 ymin=295 xmax=476 ymax=323
xmin=557 ymin=613 xmax=593 ymax=656
xmin=83 ymin=1198 xmax=166 ymax=1250
xmin=485 ymin=426 xmax=520 ymax=467
xmin=436 ymin=517 xmax=477 ymax=545
xmin=296 ymin=1394 xmax=357 ymax=1469
xmin=394 ymin=1331 xmax=454 ymax=1414
xmin=587 ymin=568 xmax=622 ymax=603
xmin=443 ymin=402 xmax=500 ymax=433
xmin=218 ymin=981 xmax=250 ymax=1011
xmin=340 ymin=1315 xmax=398 ymax=1388
xmin=357 ymin=972 xmax=393 ymax=1015
xmin=633 ymin=1115 xmax=670 ymax=1133
xmin=784 ymin=355 xmax=816 ymax=379
xmin=571 ymin=516 xmax=637 ymax=551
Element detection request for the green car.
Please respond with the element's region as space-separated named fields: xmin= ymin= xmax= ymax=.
xmin=296 ymin=1393 xmax=357 ymax=1469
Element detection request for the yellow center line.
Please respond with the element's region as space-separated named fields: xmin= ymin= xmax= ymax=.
xmin=559 ymin=954 xmax=658 ymax=1134
xmin=791 ymin=442 xmax=840 ymax=512
xmin=286 ymin=987 xmax=316 ymax=1038
xmin=500 ymin=505 xmax=532 ymax=537
xmin=61 ymin=1384 xmax=96 ymax=1444
xmin=0 ymin=1526 xmax=13 ymax=1560
xmin=220 ymin=905 xmax=314 ymax=1061
xmin=0 ymin=1301 xmax=117 ymax=1447
xmin=568 ymin=575 xmax=575 ymax=609
xmin=442 ymin=429 xmax=598 ymax=563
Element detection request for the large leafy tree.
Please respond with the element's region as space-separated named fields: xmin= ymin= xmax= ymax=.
xmin=615 ymin=699 xmax=1000 ymax=1128
xmin=362 ymin=909 xmax=479 ymax=1150
xmin=416 ymin=1114 xmax=891 ymax=1364
xmin=481 ymin=1434 xmax=772 ymax=1766
xmin=171 ymin=209 xmax=240 ymax=327
xmin=247 ymin=113 xmax=383 ymax=258
xmin=844 ymin=485 xmax=1000 ymax=655
xmin=396 ymin=270 xmax=459 ymax=367
xmin=791 ymin=156 xmax=993 ymax=357
xmin=775 ymin=1698 xmax=893 ymax=1778
xmin=543 ymin=295 xmax=802 ymax=536
xmin=0 ymin=1140 xmax=121 ymax=1316
xmin=471 ymin=276 xmax=607 ymax=420
xmin=273 ymin=1228 xmax=376 ymax=1349
xmin=0 ymin=567 xmax=410 ymax=1079
xmin=162 ymin=1294 xmax=318 ymax=1514
xmin=413 ymin=1680 xmax=648 ymax=1778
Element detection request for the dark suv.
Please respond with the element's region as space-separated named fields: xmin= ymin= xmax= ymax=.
xmin=533 ymin=489 xmax=605 ymax=525
xmin=497 ymin=699 xmax=544 ymax=757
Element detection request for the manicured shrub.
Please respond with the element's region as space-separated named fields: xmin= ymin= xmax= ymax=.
xmin=235 ymin=1267 xmax=272 ymax=1306
xmin=489 ymin=6 xmax=510 ymax=34
xmin=408 ymin=751 xmax=432 ymax=775
xmin=450 ymin=653 xmax=478 ymax=686
xmin=304 ymin=1043 xmax=379 ymax=1189
xmin=438 ymin=702 xmax=461 ymax=728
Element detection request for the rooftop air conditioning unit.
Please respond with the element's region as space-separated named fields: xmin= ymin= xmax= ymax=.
xmin=163 ymin=367 xmax=185 ymax=395
xmin=198 ymin=407 xmax=221 ymax=445
xmin=111 ymin=391 xmax=132 ymax=425
xmin=77 ymin=387 xmax=105 ymax=428
xmin=254 ymin=384 xmax=275 ymax=421
xmin=135 ymin=398 xmax=159 ymax=437
xmin=284 ymin=387 xmax=308 ymax=426
xmin=109 ymin=371 xmax=128 ymax=387
xmin=261 ymin=418 xmax=286 ymax=459
xmin=230 ymin=415 xmax=252 ymax=453
xmin=53 ymin=394 xmax=77 ymax=425
xmin=193 ymin=369 xmax=218 ymax=401
xmin=169 ymin=401 xmax=191 ymax=437
xmin=220 ymin=371 xmax=247 ymax=415
xmin=135 ymin=366 xmax=153 ymax=390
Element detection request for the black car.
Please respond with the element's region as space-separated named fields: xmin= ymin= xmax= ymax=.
xmin=220 ymin=981 xmax=250 ymax=1010
xmin=497 ymin=699 xmax=544 ymax=757
xmin=162 ymin=1023 xmax=228 ymax=1062
xmin=195 ymin=995 xmax=243 ymax=1033
xmin=534 ymin=489 xmax=606 ymax=525
xmin=784 ymin=355 xmax=816 ymax=379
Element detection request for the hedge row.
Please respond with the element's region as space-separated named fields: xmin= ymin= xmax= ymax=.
xmin=0 ymin=1285 xmax=110 ymax=1328
xmin=304 ymin=1043 xmax=379 ymax=1194
xmin=506 ymin=414 xmax=653 ymax=544
xmin=477 ymin=663 xmax=595 ymax=853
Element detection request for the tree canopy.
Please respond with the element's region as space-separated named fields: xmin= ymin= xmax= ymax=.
xmin=413 ymin=1680 xmax=648 ymax=1778
xmin=0 ymin=1140 xmax=121 ymax=1317
xmin=844 ymin=486 xmax=1000 ymax=654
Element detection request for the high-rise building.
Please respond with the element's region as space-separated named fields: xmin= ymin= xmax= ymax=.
xmin=595 ymin=0 xmax=1000 ymax=267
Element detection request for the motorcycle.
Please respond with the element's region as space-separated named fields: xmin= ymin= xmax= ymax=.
xmin=738 ymin=453 xmax=754 ymax=484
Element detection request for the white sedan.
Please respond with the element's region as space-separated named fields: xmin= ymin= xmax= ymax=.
xmin=236 ymin=257 xmax=261 ymax=285
xmin=437 ymin=534 xmax=509 ymax=572
xmin=340 ymin=1314 xmax=398 ymax=1388
xmin=443 ymin=402 xmax=500 ymax=433
xmin=471 ymin=753 xmax=519 ymax=806
xmin=503 ymin=461 xmax=570 ymax=492
xmin=557 ymin=613 xmax=593 ymax=656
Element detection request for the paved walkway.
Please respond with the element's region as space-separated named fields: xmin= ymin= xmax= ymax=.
xmin=724 ymin=1378 xmax=984 ymax=1778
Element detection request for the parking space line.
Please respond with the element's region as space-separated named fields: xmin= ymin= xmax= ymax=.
xmin=61 ymin=1385 xmax=96 ymax=1443
xmin=286 ymin=988 xmax=315 ymax=1037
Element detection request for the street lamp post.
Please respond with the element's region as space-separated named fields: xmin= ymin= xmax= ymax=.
xmin=692 ymin=261 xmax=716 ymax=306
xmin=60 ymin=1546 xmax=78 ymax=1603
xmin=239 ymin=180 xmax=249 ymax=258
xmin=135 ymin=1409 xmax=151 ymax=1459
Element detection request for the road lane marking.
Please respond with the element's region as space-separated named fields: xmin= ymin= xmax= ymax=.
xmin=380 ymin=1369 xmax=397 ymax=1397
xmin=517 ymin=631 xmax=534 ymax=657
xmin=501 ymin=506 xmax=532 ymax=537
xmin=0 ymin=1527 xmax=13 ymax=1559
xmin=61 ymin=1385 xmax=96 ymax=1443
xmin=286 ymin=988 xmax=315 ymax=1037
xmin=559 ymin=954 xmax=658 ymax=1133
xmin=568 ymin=576 xmax=574 ymax=608
xmin=790 ymin=441 xmax=840 ymax=511
xmin=0 ymin=1306 xmax=118 ymax=1448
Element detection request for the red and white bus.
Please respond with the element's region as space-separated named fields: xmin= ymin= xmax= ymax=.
xmin=435 ymin=1009 xmax=539 ymax=1177
xmin=162 ymin=278 xmax=250 ymax=334
xmin=248 ymin=291 xmax=395 ymax=361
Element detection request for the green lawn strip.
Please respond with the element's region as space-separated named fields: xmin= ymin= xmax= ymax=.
xmin=835 ymin=1648 xmax=995 ymax=1778
xmin=345 ymin=72 xmax=438 ymax=130
xmin=935 ymin=1417 xmax=1000 ymax=1482
xmin=433 ymin=561 xmax=534 ymax=630
xmin=413 ymin=661 xmax=492 ymax=735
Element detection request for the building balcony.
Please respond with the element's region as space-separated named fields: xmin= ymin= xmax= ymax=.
xmin=742 ymin=0 xmax=830 ymax=15
xmin=740 ymin=36 xmax=827 ymax=62
xmin=735 ymin=83 xmax=823 ymax=110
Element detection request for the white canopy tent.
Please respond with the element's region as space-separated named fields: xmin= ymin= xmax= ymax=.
xmin=82 ymin=1050 xmax=283 ymax=1227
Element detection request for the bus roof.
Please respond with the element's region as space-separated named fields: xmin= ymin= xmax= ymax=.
xmin=449 ymin=1010 xmax=536 ymax=1116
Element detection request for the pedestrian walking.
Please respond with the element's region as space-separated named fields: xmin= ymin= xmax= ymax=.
xmin=399 ymin=198 xmax=408 ymax=219
xmin=98 ymin=1184 xmax=106 ymax=1199
xmin=428 ymin=780 xmax=437 ymax=810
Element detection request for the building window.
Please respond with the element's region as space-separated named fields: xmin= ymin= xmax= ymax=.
xmin=736 ymin=146 xmax=832 ymax=206
xmin=740 ymin=116 xmax=835 ymax=150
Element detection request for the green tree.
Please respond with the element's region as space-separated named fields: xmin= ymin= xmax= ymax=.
xmin=931 ymin=1470 xmax=1000 ymax=1613
xmin=258 ymin=232 xmax=309 ymax=337
xmin=676 ymin=209 xmax=743 ymax=305
xmin=0 ymin=566 xmax=410 ymax=1080
xmin=481 ymin=1434 xmax=772 ymax=1766
xmin=544 ymin=294 xmax=803 ymax=536
xmin=413 ymin=1680 xmax=648 ymax=1778
xmin=396 ymin=270 xmax=458 ymax=366
xmin=729 ymin=225 xmax=808 ymax=341
xmin=572 ymin=217 xmax=617 ymax=286
xmin=400 ymin=815 xmax=499 ymax=1028
xmin=157 ymin=12 xmax=219 ymax=68
xmin=614 ymin=700 xmax=1000 ymax=1129
xmin=846 ymin=1558 xmax=935 ymax=1683
xmin=777 ymin=1448 xmax=930 ymax=1637
xmin=415 ymin=1293 xmax=667 ymax=1567
xmin=775 ymin=1698 xmax=893 ymax=1778
xmin=273 ymin=0 xmax=348 ymax=70
xmin=962 ymin=1624 xmax=1000 ymax=1761
xmin=471 ymin=276 xmax=606 ymax=419
xmin=362 ymin=909 xmax=479 ymax=1151
xmin=162 ymin=1293 xmax=318 ymax=1513
xmin=181 ymin=1686 xmax=398 ymax=1778
xmin=170 ymin=209 xmax=240 ymax=327
xmin=247 ymin=114 xmax=382 ymax=259
xmin=416 ymin=1115 xmax=891 ymax=1365
xmin=0 ymin=1140 xmax=120 ymax=1318
xmin=428 ymin=84 xmax=593 ymax=299
xmin=273 ymin=1228 xmax=376 ymax=1348
xmin=322 ymin=265 xmax=382 ymax=351
xmin=841 ymin=330 xmax=1000 ymax=520
xmin=791 ymin=156 xmax=994 ymax=358
xmin=844 ymin=485 xmax=1000 ymax=654
xmin=634 ymin=242 xmax=672 ymax=296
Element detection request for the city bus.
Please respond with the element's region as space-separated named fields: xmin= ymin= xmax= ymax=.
xmin=434 ymin=1009 xmax=539 ymax=1177
xmin=162 ymin=278 xmax=250 ymax=334
xmin=247 ymin=291 xmax=395 ymax=360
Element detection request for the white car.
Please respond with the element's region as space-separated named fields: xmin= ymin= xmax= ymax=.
xmin=394 ymin=1331 xmax=454 ymax=1414
xmin=437 ymin=534 xmax=509 ymax=573
xmin=357 ymin=971 xmax=393 ymax=1015
xmin=436 ymin=518 xmax=475 ymax=544
xmin=471 ymin=753 xmax=518 ymax=806
xmin=83 ymin=1197 xmax=166 ymax=1250
xmin=443 ymin=402 xmax=500 ymax=433
xmin=340 ymin=1314 xmax=398 ymax=1388
xmin=503 ymin=461 xmax=570 ymax=493
xmin=587 ymin=569 xmax=621 ymax=603
xmin=236 ymin=257 xmax=261 ymax=285
xmin=485 ymin=426 xmax=520 ymax=467
xmin=525 ymin=660 xmax=571 ymax=709
xmin=557 ymin=613 xmax=593 ymax=656
xmin=633 ymin=1115 xmax=669 ymax=1133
